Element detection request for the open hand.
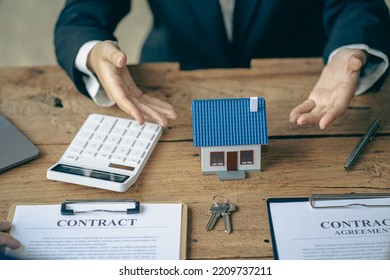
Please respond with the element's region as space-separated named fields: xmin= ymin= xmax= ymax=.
xmin=289 ymin=48 xmax=368 ymax=129
xmin=88 ymin=41 xmax=177 ymax=127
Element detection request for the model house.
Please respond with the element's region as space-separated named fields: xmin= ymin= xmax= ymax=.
xmin=192 ymin=97 xmax=268 ymax=180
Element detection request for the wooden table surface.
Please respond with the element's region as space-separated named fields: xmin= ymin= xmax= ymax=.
xmin=1 ymin=58 xmax=389 ymax=259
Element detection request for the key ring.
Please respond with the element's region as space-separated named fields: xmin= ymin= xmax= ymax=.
xmin=212 ymin=195 xmax=228 ymax=205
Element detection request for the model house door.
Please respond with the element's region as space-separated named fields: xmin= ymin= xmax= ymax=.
xmin=227 ymin=151 xmax=238 ymax=171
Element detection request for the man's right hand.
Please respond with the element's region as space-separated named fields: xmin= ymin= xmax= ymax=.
xmin=87 ymin=40 xmax=177 ymax=127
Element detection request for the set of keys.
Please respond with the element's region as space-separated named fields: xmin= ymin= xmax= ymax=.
xmin=205 ymin=195 xmax=236 ymax=234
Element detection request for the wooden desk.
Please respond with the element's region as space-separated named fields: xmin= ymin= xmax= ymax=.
xmin=1 ymin=59 xmax=389 ymax=259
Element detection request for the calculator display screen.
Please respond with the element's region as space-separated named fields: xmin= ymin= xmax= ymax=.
xmin=51 ymin=164 xmax=129 ymax=183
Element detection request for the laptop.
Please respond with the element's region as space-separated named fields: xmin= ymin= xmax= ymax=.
xmin=0 ymin=113 xmax=39 ymax=172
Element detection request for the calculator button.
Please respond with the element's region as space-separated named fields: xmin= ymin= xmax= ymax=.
xmin=106 ymin=135 xmax=121 ymax=144
xmin=64 ymin=154 xmax=78 ymax=161
xmin=82 ymin=150 xmax=96 ymax=157
xmin=101 ymin=143 xmax=115 ymax=153
xmin=120 ymin=138 xmax=135 ymax=147
xmin=111 ymin=155 xmax=125 ymax=162
xmin=85 ymin=141 xmax=102 ymax=151
xmin=98 ymin=117 xmax=116 ymax=133
xmin=111 ymin=127 xmax=126 ymax=136
xmin=125 ymin=130 xmax=140 ymax=139
xmin=134 ymin=140 xmax=149 ymax=150
xmin=130 ymin=122 xmax=144 ymax=131
xmin=116 ymin=119 xmax=131 ymax=128
xmin=89 ymin=114 xmax=104 ymax=123
xmin=129 ymin=149 xmax=145 ymax=159
xmin=78 ymin=130 xmax=93 ymax=140
xmin=91 ymin=132 xmax=107 ymax=142
xmin=124 ymin=158 xmax=140 ymax=166
xmin=96 ymin=152 xmax=110 ymax=159
xmin=144 ymin=123 xmax=160 ymax=132
xmin=73 ymin=139 xmax=88 ymax=148
xmin=138 ymin=132 xmax=155 ymax=141
xmin=84 ymin=122 xmax=99 ymax=132
xmin=68 ymin=147 xmax=82 ymax=154
xmin=115 ymin=146 xmax=130 ymax=156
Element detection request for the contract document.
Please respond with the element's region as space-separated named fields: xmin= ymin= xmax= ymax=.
xmin=267 ymin=195 xmax=390 ymax=260
xmin=5 ymin=201 xmax=187 ymax=260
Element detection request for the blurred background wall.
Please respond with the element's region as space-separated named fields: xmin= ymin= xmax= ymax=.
xmin=0 ymin=0 xmax=389 ymax=67
xmin=0 ymin=0 xmax=152 ymax=66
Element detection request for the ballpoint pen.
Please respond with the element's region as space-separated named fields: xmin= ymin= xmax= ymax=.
xmin=344 ymin=118 xmax=381 ymax=170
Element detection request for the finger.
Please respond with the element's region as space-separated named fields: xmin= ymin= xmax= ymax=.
xmin=296 ymin=112 xmax=323 ymax=126
xmin=348 ymin=54 xmax=364 ymax=72
xmin=122 ymin=70 xmax=144 ymax=98
xmin=100 ymin=41 xmax=128 ymax=68
xmin=318 ymin=104 xmax=348 ymax=129
xmin=144 ymin=102 xmax=177 ymax=121
xmin=0 ymin=232 xmax=21 ymax=249
xmin=289 ymin=99 xmax=316 ymax=123
xmin=140 ymin=93 xmax=175 ymax=111
xmin=139 ymin=95 xmax=177 ymax=120
xmin=122 ymin=73 xmax=175 ymax=124
xmin=99 ymin=72 xmax=145 ymax=124
xmin=116 ymin=89 xmax=173 ymax=126
xmin=95 ymin=62 xmax=145 ymax=124
xmin=348 ymin=49 xmax=368 ymax=72
xmin=115 ymin=53 xmax=127 ymax=68
xmin=0 ymin=221 xmax=22 ymax=249
xmin=0 ymin=220 xmax=11 ymax=231
xmin=296 ymin=101 xmax=329 ymax=125
xmin=115 ymin=93 xmax=146 ymax=125
xmin=319 ymin=112 xmax=337 ymax=129
xmin=132 ymin=97 xmax=170 ymax=127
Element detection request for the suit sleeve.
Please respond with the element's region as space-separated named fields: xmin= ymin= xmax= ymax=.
xmin=54 ymin=0 xmax=131 ymax=96
xmin=322 ymin=0 xmax=390 ymax=60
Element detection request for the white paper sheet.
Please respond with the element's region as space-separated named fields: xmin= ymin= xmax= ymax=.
xmin=268 ymin=197 xmax=390 ymax=260
xmin=5 ymin=203 xmax=184 ymax=260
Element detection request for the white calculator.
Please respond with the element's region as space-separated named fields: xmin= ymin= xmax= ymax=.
xmin=47 ymin=114 xmax=162 ymax=192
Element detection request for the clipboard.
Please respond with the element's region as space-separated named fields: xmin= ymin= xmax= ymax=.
xmin=60 ymin=199 xmax=141 ymax=215
xmin=6 ymin=199 xmax=188 ymax=260
xmin=267 ymin=193 xmax=390 ymax=260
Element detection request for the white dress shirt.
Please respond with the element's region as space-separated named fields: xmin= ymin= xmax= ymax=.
xmin=75 ymin=0 xmax=389 ymax=107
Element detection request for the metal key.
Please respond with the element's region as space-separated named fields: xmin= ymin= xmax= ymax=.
xmin=222 ymin=203 xmax=236 ymax=234
xmin=205 ymin=203 xmax=229 ymax=231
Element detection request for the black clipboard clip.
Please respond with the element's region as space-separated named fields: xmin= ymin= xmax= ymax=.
xmin=309 ymin=193 xmax=390 ymax=209
xmin=61 ymin=199 xmax=140 ymax=215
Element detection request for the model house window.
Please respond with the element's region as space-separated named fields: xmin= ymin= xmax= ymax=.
xmin=210 ymin=152 xmax=224 ymax=166
xmin=240 ymin=150 xmax=254 ymax=165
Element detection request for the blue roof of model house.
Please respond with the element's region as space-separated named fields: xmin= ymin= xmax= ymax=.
xmin=192 ymin=97 xmax=268 ymax=147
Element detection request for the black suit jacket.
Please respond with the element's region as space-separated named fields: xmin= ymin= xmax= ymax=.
xmin=55 ymin=0 xmax=390 ymax=96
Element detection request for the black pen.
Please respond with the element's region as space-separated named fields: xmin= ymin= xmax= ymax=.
xmin=344 ymin=118 xmax=381 ymax=170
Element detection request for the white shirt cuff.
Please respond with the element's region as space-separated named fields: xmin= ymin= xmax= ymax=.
xmin=328 ymin=44 xmax=389 ymax=95
xmin=74 ymin=40 xmax=115 ymax=107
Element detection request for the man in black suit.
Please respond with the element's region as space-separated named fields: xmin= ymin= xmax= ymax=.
xmin=55 ymin=0 xmax=390 ymax=128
